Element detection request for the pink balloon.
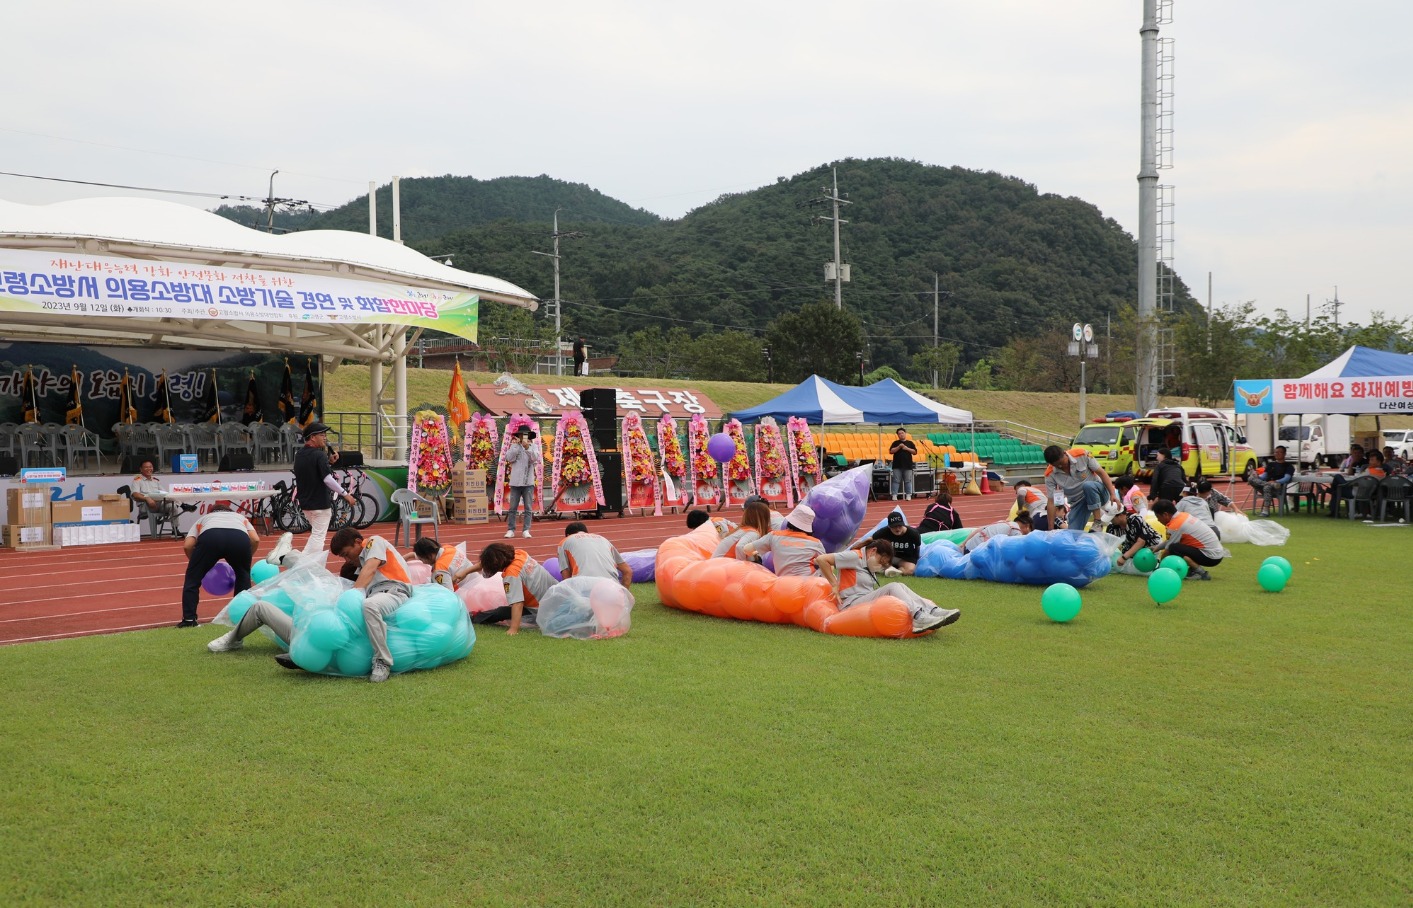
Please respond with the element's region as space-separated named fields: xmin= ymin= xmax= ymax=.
xmin=457 ymin=572 xmax=507 ymax=614
xmin=589 ymin=580 xmax=626 ymax=628
xmin=406 ymin=561 xmax=432 ymax=585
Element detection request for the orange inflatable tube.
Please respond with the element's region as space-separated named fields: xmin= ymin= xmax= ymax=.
xmin=656 ymin=525 xmax=932 ymax=638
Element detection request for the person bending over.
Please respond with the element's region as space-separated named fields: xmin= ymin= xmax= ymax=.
xmin=1111 ymin=509 xmax=1164 ymax=569
xmin=558 ymin=522 xmax=633 ymax=586
xmin=853 ymin=511 xmax=922 ymax=576
xmin=1012 ymin=480 xmax=1050 ymax=531
xmin=472 ymin=542 xmax=558 ymax=635
xmin=1152 ymin=499 xmax=1224 ymax=581
xmin=961 ymin=513 xmax=1032 ymax=554
xmin=738 ymin=503 xmax=825 ymax=577
xmin=818 ymin=538 xmax=960 ymax=635
xmin=412 ymin=537 xmax=472 ymax=590
xmin=1044 ymin=445 xmax=1118 ymax=534
xmin=916 ymin=487 xmax=963 ymax=534
xmin=178 ymin=501 xmax=260 ymax=627
xmin=1114 ymin=474 xmax=1148 ymax=516
xmin=1149 ymin=447 xmax=1187 ymax=503
xmin=686 ymin=508 xmax=738 ymax=537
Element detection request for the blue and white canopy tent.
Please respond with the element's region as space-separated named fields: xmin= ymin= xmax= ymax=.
xmin=731 ymin=375 xmax=972 ymax=426
xmin=1235 ymin=345 xmax=1413 ymax=416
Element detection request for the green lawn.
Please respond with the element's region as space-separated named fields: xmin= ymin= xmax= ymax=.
xmin=3 ymin=515 xmax=1409 ymax=906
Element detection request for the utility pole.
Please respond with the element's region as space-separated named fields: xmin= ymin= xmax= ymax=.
xmin=265 ymin=170 xmax=279 ymax=233
xmin=531 ymin=209 xmax=583 ymax=376
xmin=1329 ymin=285 xmax=1341 ymax=330
xmin=806 ymin=166 xmax=851 ymax=308
xmin=1207 ymin=271 xmax=1213 ymax=355
xmin=930 ymin=275 xmax=951 ymax=390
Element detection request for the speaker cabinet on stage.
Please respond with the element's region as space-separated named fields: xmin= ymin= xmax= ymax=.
xmin=219 ymin=452 xmax=255 ymax=472
xmin=595 ymin=452 xmax=623 ymax=511
xmin=579 ymin=388 xmax=616 ymax=412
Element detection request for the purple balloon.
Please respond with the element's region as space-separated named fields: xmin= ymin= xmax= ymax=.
xmin=543 ymin=557 xmax=563 ymax=581
xmin=707 ymin=432 xmax=737 ymax=464
xmin=805 ymin=465 xmax=872 ymax=552
xmin=201 ymin=560 xmax=236 ymax=596
xmin=623 ymin=548 xmax=657 ymax=583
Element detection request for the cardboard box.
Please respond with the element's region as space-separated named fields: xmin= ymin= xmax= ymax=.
xmin=50 ymin=499 xmax=130 ymax=525
xmin=3 ymin=524 xmax=51 ymax=547
xmin=171 ymin=454 xmax=199 ymax=473
xmin=56 ymin=522 xmax=141 ymax=547
xmin=6 ymin=487 xmax=51 ymax=519
xmin=451 ymin=464 xmax=488 ymax=492
xmin=452 ymin=492 xmax=489 ymax=523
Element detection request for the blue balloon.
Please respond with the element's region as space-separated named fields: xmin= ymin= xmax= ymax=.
xmin=303 ymin=609 xmax=351 ymax=652
xmin=226 ymin=590 xmax=258 ymax=625
xmin=393 ymin=601 xmax=435 ymax=631
xmin=264 ymin=589 xmax=296 ymax=615
xmin=289 ymin=635 xmax=333 ymax=672
xmin=251 ymin=561 xmax=279 ymax=585
xmin=336 ymin=590 xmax=365 ymax=626
xmin=333 ymin=637 xmax=374 ymax=676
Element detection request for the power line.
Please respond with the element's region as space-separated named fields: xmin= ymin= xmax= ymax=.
xmin=0 ymin=169 xmax=326 ymax=211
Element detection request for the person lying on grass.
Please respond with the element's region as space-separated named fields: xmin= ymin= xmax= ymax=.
xmin=818 ymin=538 xmax=959 ymax=635
xmin=471 ymin=542 xmax=557 ymax=635
xmin=1151 ymin=499 xmax=1223 ymax=581
xmin=961 ymin=513 xmax=1032 ymax=554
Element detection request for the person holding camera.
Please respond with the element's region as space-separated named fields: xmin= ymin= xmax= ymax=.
xmin=504 ymin=425 xmax=541 ymax=539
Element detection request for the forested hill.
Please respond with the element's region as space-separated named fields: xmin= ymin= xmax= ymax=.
xmin=213 ymin=159 xmax=1197 ymax=383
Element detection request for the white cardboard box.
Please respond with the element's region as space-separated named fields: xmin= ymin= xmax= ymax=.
xmin=56 ymin=523 xmax=141 ymax=547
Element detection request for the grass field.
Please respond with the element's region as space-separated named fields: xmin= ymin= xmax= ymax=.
xmin=3 ymin=513 xmax=1409 ymax=906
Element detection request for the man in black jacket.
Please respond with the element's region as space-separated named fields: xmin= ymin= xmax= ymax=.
xmin=1250 ymin=445 xmax=1296 ymax=516
xmin=289 ymin=422 xmax=357 ymax=563
xmin=1150 ymin=447 xmax=1187 ymax=502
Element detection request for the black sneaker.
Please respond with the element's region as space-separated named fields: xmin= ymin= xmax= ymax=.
xmin=273 ymin=652 xmax=301 ymax=670
xmin=179 ymin=503 xmax=199 ymax=513
xmin=176 ymin=618 xmax=199 ymax=628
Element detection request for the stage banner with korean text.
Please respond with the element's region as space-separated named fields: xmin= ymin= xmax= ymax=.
xmin=467 ymin=383 xmax=722 ymax=420
xmin=0 ymin=340 xmax=316 ymax=442
xmin=0 ymin=248 xmax=478 ymax=342
xmin=1234 ymin=376 xmax=1413 ymax=415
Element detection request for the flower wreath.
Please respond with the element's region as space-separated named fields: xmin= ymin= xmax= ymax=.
xmin=688 ymin=413 xmax=717 ymax=483
xmin=622 ymin=411 xmax=662 ymax=515
xmin=723 ymin=418 xmax=752 ymax=483
xmin=409 ymin=410 xmax=453 ymax=497
xmin=753 ymin=416 xmax=792 ymax=506
xmin=462 ymin=412 xmax=499 ymax=472
xmin=658 ymin=414 xmax=686 ymax=479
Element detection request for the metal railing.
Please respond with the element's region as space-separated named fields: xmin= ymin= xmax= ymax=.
xmin=325 ymin=411 xmax=412 ymax=461
xmin=978 ymin=420 xmax=1071 ymax=448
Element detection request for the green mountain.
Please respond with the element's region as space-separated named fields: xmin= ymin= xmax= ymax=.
xmin=212 ymin=159 xmax=1195 ymax=380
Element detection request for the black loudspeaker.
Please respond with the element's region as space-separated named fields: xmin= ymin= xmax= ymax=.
xmin=590 ymin=423 xmax=618 ymax=451
xmin=219 ymin=452 xmax=255 ymax=472
xmin=333 ymin=450 xmax=364 ymax=468
xmin=0 ymin=454 xmax=17 ymax=476
xmin=595 ymin=452 xmax=623 ymax=511
xmin=579 ymin=388 xmax=617 ymax=411
xmin=121 ymin=455 xmax=146 ymax=475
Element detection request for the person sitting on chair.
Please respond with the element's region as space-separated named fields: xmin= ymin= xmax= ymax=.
xmin=1328 ymin=449 xmax=1385 ymax=518
xmin=129 ymin=459 xmax=193 ymax=538
xmin=1250 ymin=445 xmax=1296 ymax=517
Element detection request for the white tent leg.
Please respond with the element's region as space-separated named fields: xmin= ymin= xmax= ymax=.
xmin=393 ymin=331 xmax=408 ymax=461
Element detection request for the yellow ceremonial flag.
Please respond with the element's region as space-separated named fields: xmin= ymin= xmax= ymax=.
xmin=447 ymin=359 xmax=472 ymax=445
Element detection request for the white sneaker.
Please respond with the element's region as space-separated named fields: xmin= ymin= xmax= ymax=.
xmin=522 ymin=530 xmax=532 ymax=538
xmin=207 ymin=630 xmax=243 ymax=653
xmin=504 ymin=529 xmax=515 ymax=538
xmin=914 ymin=607 xmax=961 ymax=633
xmin=369 ymin=659 xmax=391 ymax=683
xmin=265 ymin=532 xmax=294 ymax=565
xmin=883 ymin=566 xmax=903 ymax=577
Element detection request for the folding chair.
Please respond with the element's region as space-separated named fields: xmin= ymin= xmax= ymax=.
xmin=390 ymin=488 xmax=441 ymax=545
xmin=1377 ymin=476 xmax=1413 ymax=523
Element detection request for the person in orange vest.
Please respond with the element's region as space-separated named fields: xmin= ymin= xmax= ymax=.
xmin=558 ymin=522 xmax=633 ymax=586
xmin=333 ymin=528 xmax=415 ymax=681
xmin=1043 ymin=445 xmax=1119 ymax=534
xmin=1151 ymin=499 xmax=1224 ymax=581
xmin=818 ymin=538 xmax=960 ymax=635
xmin=1012 ymin=480 xmax=1051 ymax=530
xmin=738 ymin=503 xmax=826 ymax=577
xmin=471 ymin=541 xmax=558 ymax=635
xmin=411 ymin=537 xmax=473 ymax=590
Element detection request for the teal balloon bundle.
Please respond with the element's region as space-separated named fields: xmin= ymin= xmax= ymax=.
xmin=251 ymin=560 xmax=279 ymax=585
xmin=1159 ymin=555 xmax=1189 ymax=579
xmin=1148 ymin=567 xmax=1182 ymax=604
xmin=1041 ymin=583 xmax=1082 ymax=622
xmin=289 ymin=584 xmax=474 ymax=677
xmin=1261 ymin=556 xmax=1293 ymax=582
xmin=210 ymin=557 xmax=352 ymax=653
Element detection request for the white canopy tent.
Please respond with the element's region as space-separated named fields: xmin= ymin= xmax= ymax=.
xmin=0 ymin=197 xmax=539 ymax=458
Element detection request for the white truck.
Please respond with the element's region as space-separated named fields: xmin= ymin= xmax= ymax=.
xmin=1278 ymin=414 xmax=1352 ymax=467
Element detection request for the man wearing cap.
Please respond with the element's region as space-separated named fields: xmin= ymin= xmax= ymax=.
xmin=889 ymin=428 xmax=919 ymax=500
xmin=504 ymin=424 xmax=541 ymax=539
xmin=853 ymin=511 xmax=923 ymax=576
xmin=738 ymin=503 xmax=826 ymax=578
xmin=1043 ymin=444 xmax=1118 ymax=534
xmin=177 ymin=501 xmax=260 ymax=627
xmin=290 ymin=422 xmax=357 ymax=562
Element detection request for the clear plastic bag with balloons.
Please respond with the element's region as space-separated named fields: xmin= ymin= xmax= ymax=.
xmin=804 ymin=464 xmax=873 ymax=552
xmin=289 ymin=583 xmax=475 ymax=677
xmin=211 ymin=555 xmax=348 ymax=650
xmin=457 ymin=571 xmax=507 ymax=615
xmin=915 ymin=531 xmax=1112 ymax=587
xmin=535 ymin=577 xmax=634 ymax=639
xmin=1215 ymin=510 xmax=1290 ymax=546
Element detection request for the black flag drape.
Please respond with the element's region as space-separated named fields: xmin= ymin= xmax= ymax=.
xmin=152 ymin=370 xmax=174 ymax=424
xmin=199 ymin=369 xmax=222 ymax=424
xmin=278 ymin=358 xmax=296 ymax=424
xmin=241 ymin=371 xmax=263 ymax=425
xmin=65 ymin=366 xmax=84 ymax=426
xmin=297 ymin=359 xmax=319 ymax=429
xmin=117 ymin=369 xmax=138 ymax=425
xmin=20 ymin=367 xmax=39 ymax=424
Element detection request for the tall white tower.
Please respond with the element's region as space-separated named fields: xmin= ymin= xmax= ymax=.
xmin=1136 ymin=0 xmax=1174 ymax=413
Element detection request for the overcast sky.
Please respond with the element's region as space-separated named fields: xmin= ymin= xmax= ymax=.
xmin=7 ymin=1 xmax=1411 ymax=325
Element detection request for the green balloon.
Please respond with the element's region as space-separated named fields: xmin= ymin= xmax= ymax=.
xmin=1041 ymin=583 xmax=1082 ymax=622
xmin=1160 ymin=555 xmax=1190 ymax=579
xmin=250 ymin=561 xmax=279 ymax=585
xmin=226 ymin=590 xmax=257 ymax=626
xmin=1257 ymin=563 xmax=1289 ymax=592
xmin=1148 ymin=567 xmax=1183 ymax=604
xmin=1133 ymin=548 xmax=1158 ymax=573
xmin=1260 ymin=556 xmax=1293 ymax=582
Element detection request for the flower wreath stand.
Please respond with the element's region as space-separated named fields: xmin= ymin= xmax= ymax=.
xmin=721 ymin=418 xmax=754 ymax=507
xmin=752 ymin=416 xmax=794 ymax=507
xmin=409 ymin=410 xmax=454 ymax=516
xmin=493 ymin=414 xmax=544 ymax=516
xmin=786 ymin=416 xmax=825 ymax=501
xmin=657 ymin=414 xmax=688 ymax=512
xmin=622 ymin=411 xmax=662 ymax=516
xmin=686 ymin=413 xmax=720 ymax=508
xmin=551 ymin=411 xmax=605 ymax=513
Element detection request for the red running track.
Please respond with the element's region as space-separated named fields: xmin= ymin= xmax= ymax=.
xmin=0 ymin=494 xmax=1013 ymax=646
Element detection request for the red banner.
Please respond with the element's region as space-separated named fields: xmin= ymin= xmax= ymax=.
xmin=468 ymin=383 xmax=721 ymax=419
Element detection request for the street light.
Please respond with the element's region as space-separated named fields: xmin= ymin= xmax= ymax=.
xmin=762 ymin=344 xmax=773 ymax=383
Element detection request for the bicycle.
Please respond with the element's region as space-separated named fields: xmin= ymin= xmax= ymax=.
xmin=268 ymin=479 xmax=310 ymax=533
xmin=331 ymin=465 xmax=379 ymax=530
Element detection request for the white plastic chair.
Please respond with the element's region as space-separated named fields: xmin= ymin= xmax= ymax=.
xmin=390 ymin=488 xmax=440 ymax=545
